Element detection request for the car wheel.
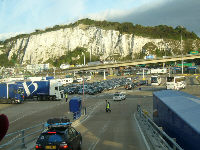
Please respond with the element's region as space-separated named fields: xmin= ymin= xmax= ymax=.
xmin=78 ymin=140 xmax=82 ymax=150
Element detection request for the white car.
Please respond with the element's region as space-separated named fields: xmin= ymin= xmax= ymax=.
xmin=113 ymin=92 xmax=126 ymax=101
xmin=76 ymin=77 xmax=83 ymax=82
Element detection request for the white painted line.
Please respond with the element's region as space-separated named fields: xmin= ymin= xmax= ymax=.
xmin=89 ymin=138 xmax=100 ymax=150
xmin=10 ymin=110 xmax=38 ymax=124
xmin=88 ymin=120 xmax=110 ymax=150
xmin=134 ymin=113 xmax=150 ymax=150
xmin=73 ymin=102 xmax=103 ymax=127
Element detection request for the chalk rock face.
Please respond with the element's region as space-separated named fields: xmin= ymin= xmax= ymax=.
xmin=4 ymin=24 xmax=198 ymax=64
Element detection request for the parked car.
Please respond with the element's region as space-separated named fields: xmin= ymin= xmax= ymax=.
xmin=68 ymin=87 xmax=79 ymax=95
xmin=88 ymin=88 xmax=97 ymax=95
xmin=125 ymin=83 xmax=132 ymax=90
xmin=78 ymin=88 xmax=88 ymax=95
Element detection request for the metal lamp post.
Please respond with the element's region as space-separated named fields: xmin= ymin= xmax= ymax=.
xmin=180 ymin=28 xmax=184 ymax=74
xmin=181 ymin=33 xmax=184 ymax=74
xmin=82 ymin=52 xmax=85 ymax=66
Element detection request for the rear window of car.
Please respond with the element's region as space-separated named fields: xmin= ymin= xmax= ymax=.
xmin=38 ymin=133 xmax=65 ymax=143
xmin=114 ymin=93 xmax=120 ymax=96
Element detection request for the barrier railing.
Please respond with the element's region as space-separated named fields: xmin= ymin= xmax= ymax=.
xmin=136 ymin=105 xmax=183 ymax=150
xmin=0 ymin=123 xmax=45 ymax=149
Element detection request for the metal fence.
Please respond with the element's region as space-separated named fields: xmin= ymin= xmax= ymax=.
xmin=135 ymin=105 xmax=183 ymax=150
xmin=0 ymin=123 xmax=45 ymax=150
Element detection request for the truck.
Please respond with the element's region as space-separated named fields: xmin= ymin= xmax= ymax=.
xmin=27 ymin=76 xmax=54 ymax=81
xmin=166 ymin=76 xmax=186 ymax=90
xmin=153 ymin=90 xmax=200 ymax=150
xmin=148 ymin=68 xmax=167 ymax=74
xmin=0 ymin=77 xmax=63 ymax=103
xmin=144 ymin=55 xmax=155 ymax=60
xmin=151 ymin=75 xmax=161 ymax=86
xmin=87 ymin=61 xmax=103 ymax=66
xmin=0 ymin=82 xmax=24 ymax=104
xmin=61 ymin=78 xmax=73 ymax=84
xmin=19 ymin=79 xmax=64 ymax=101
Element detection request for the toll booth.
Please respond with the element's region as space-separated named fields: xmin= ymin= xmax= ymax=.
xmin=69 ymin=97 xmax=82 ymax=120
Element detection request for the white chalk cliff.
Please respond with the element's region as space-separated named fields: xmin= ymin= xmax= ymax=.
xmin=3 ymin=24 xmax=199 ymax=64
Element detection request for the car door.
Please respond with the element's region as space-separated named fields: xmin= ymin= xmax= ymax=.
xmin=70 ymin=127 xmax=79 ymax=149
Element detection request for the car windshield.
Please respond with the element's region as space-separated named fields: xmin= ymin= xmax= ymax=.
xmin=167 ymin=77 xmax=174 ymax=82
xmin=59 ymin=86 xmax=64 ymax=91
xmin=151 ymin=77 xmax=158 ymax=83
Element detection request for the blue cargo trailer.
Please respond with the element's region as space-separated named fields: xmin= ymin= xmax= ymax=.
xmin=153 ymin=90 xmax=200 ymax=150
xmin=0 ymin=82 xmax=24 ymax=104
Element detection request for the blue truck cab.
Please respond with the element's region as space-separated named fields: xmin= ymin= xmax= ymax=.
xmin=0 ymin=82 xmax=24 ymax=104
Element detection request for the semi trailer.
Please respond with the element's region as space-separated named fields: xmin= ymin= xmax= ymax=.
xmin=19 ymin=79 xmax=64 ymax=101
xmin=153 ymin=90 xmax=200 ymax=150
xmin=0 ymin=79 xmax=64 ymax=103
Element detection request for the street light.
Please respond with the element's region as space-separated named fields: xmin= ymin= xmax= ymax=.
xmin=82 ymin=52 xmax=85 ymax=66
xmin=180 ymin=26 xmax=184 ymax=74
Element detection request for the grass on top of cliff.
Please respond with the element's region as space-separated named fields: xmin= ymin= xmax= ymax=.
xmin=2 ymin=18 xmax=199 ymax=44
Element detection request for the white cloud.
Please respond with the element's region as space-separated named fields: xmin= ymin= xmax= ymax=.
xmin=87 ymin=9 xmax=130 ymax=21
xmin=86 ymin=0 xmax=167 ymax=21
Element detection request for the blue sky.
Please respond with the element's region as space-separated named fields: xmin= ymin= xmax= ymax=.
xmin=0 ymin=0 xmax=199 ymax=40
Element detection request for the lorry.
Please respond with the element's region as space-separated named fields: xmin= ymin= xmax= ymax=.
xmin=166 ymin=76 xmax=186 ymax=90
xmin=27 ymin=76 xmax=54 ymax=81
xmin=144 ymin=55 xmax=155 ymax=60
xmin=0 ymin=82 xmax=24 ymax=104
xmin=148 ymin=68 xmax=167 ymax=74
xmin=151 ymin=75 xmax=161 ymax=86
xmin=0 ymin=79 xmax=64 ymax=103
xmin=61 ymin=78 xmax=73 ymax=84
xmin=153 ymin=90 xmax=200 ymax=150
xmin=20 ymin=79 xmax=64 ymax=101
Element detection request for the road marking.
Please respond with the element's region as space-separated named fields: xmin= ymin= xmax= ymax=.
xmin=88 ymin=120 xmax=110 ymax=150
xmin=102 ymin=140 xmax=123 ymax=148
xmin=134 ymin=113 xmax=150 ymax=150
xmin=10 ymin=110 xmax=38 ymax=124
xmin=72 ymin=102 xmax=103 ymax=127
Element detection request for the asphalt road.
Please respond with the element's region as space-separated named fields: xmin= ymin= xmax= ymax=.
xmin=76 ymin=92 xmax=153 ymax=150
